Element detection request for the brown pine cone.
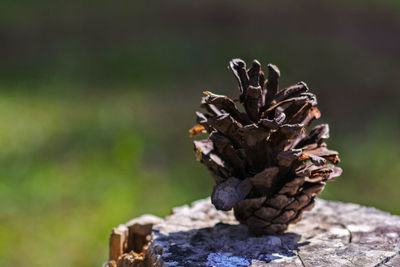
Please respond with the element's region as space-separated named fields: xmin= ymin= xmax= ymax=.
xmin=190 ymin=59 xmax=342 ymax=235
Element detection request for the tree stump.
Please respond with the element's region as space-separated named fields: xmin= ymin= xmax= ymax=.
xmin=104 ymin=198 xmax=400 ymax=267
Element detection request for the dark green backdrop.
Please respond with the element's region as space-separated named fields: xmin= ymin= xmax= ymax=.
xmin=1 ymin=1 xmax=399 ymax=266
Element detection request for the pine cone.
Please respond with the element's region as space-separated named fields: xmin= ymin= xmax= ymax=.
xmin=190 ymin=59 xmax=342 ymax=235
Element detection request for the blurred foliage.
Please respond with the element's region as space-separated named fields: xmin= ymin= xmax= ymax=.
xmin=0 ymin=0 xmax=399 ymax=266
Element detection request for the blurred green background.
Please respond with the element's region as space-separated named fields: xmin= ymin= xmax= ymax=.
xmin=1 ymin=1 xmax=400 ymax=266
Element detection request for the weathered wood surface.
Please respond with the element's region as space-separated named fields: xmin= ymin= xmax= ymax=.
xmin=104 ymin=198 xmax=400 ymax=267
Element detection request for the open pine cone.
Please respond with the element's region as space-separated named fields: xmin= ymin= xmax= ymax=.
xmin=190 ymin=59 xmax=342 ymax=235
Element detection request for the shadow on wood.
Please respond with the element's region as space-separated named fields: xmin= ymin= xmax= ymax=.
xmin=152 ymin=223 xmax=308 ymax=266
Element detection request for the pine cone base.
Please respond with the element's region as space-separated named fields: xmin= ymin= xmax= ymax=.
xmin=233 ymin=192 xmax=315 ymax=235
xmin=190 ymin=59 xmax=342 ymax=235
